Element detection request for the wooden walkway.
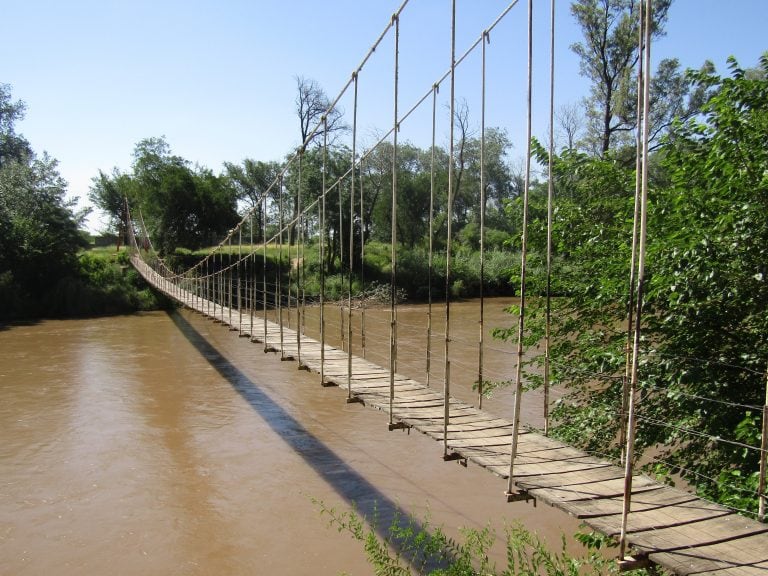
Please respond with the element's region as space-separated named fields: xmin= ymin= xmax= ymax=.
xmin=134 ymin=257 xmax=768 ymax=575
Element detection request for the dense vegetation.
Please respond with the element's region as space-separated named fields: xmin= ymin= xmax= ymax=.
xmin=0 ymin=84 xmax=166 ymax=319
xmin=315 ymin=499 xmax=651 ymax=576
xmin=530 ymin=55 xmax=767 ymax=515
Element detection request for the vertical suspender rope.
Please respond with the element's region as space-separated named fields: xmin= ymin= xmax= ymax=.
xmin=238 ymin=227 xmax=243 ymax=334
xmin=278 ymin=175 xmax=285 ymax=358
xmin=250 ymin=213 xmax=255 ymax=338
xmin=339 ymin=180 xmax=345 ymax=350
xmin=286 ymin=214 xmax=292 ymax=330
xmin=478 ymin=30 xmax=489 ymax=410
xmin=263 ymin=192 xmax=268 ymax=350
xmin=507 ymin=0 xmax=534 ymax=496
xmin=228 ymin=233 xmax=233 ymax=328
xmin=205 ymin=254 xmax=216 ymax=318
xmin=222 ymin=246 xmax=226 ymax=323
xmin=301 ymin=202 xmax=307 ymax=338
xmin=544 ymin=0 xmax=556 ymax=436
xmin=213 ymin=245 xmax=222 ymax=322
xmin=273 ymin=206 xmax=280 ymax=346
xmin=320 ymin=116 xmax=328 ymax=385
xmin=212 ymin=250 xmax=217 ymax=320
xmin=621 ymin=0 xmax=646 ymax=466
xmin=619 ymin=0 xmax=652 ymax=560
xmin=297 ymin=151 xmax=305 ymax=367
xmin=347 ymin=72 xmax=359 ymax=402
xmin=360 ymin=157 xmax=367 ymax=359
xmin=443 ymin=0 xmax=456 ymax=458
xmin=215 ymin=250 xmax=220 ymax=321
xmin=388 ymin=12 xmax=400 ymax=429
xmin=427 ymin=83 xmax=438 ymax=389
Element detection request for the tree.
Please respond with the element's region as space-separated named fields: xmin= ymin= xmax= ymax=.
xmin=224 ymin=158 xmax=281 ymax=210
xmin=132 ymin=138 xmax=240 ymax=253
xmin=92 ymin=137 xmax=240 ymax=253
xmin=502 ymin=55 xmax=768 ymax=514
xmin=0 ymin=83 xmax=32 ymax=167
xmin=0 ymin=153 xmax=88 ymax=316
xmin=290 ymin=77 xmax=347 ymax=242
xmin=224 ymin=158 xmax=282 ymax=243
xmin=640 ymin=55 xmax=768 ymax=509
xmin=0 ymin=84 xmax=88 ymax=318
xmin=556 ymin=103 xmax=584 ymax=151
xmin=295 ymin=76 xmax=345 ymax=150
xmin=570 ymin=0 xmax=672 ymax=154
xmin=89 ymin=168 xmax=135 ymax=239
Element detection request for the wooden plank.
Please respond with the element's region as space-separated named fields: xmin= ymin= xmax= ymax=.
xmin=558 ymin=486 xmax=703 ymax=520
xmin=523 ymin=475 xmax=662 ymax=503
xmin=649 ymin=531 xmax=768 ymax=576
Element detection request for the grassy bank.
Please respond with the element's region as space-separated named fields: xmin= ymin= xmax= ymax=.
xmin=0 ymin=247 xmax=169 ymax=320
xmin=171 ymin=241 xmax=523 ymax=302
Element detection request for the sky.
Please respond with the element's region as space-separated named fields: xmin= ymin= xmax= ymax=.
xmin=2 ymin=0 xmax=766 ymax=232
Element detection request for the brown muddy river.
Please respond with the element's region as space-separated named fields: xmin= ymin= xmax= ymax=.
xmin=1 ymin=299 xmax=579 ymax=575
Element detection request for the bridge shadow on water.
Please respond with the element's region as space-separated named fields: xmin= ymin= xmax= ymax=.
xmin=168 ymin=309 xmax=445 ymax=571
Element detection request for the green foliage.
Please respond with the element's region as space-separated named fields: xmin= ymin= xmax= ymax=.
xmin=570 ymin=0 xmax=673 ymax=154
xmin=693 ymin=412 xmax=764 ymax=515
xmin=0 ymin=83 xmax=32 ymax=166
xmin=314 ymin=500 xmax=656 ymax=576
xmin=495 ymin=55 xmax=768 ymax=514
xmin=91 ymin=136 xmax=240 ymax=254
xmin=68 ymin=251 xmax=164 ymax=314
xmin=634 ymin=55 xmax=768 ymax=507
xmin=0 ymin=87 xmax=93 ymax=318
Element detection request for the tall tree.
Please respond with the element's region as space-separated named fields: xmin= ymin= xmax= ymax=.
xmin=92 ymin=137 xmax=239 ymax=253
xmin=291 ymin=77 xmax=346 ymax=242
xmin=295 ymin=76 xmax=345 ymax=149
xmin=570 ymin=0 xmax=672 ymax=154
xmin=224 ymin=158 xmax=282 ymax=243
xmin=1 ymin=85 xmax=88 ymax=318
xmin=89 ymin=168 xmax=135 ymax=238
xmin=132 ymin=137 xmax=239 ymax=252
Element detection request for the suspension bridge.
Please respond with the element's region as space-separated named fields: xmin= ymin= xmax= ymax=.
xmin=123 ymin=1 xmax=767 ymax=574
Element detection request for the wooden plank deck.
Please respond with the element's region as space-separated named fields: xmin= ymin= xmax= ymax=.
xmin=134 ymin=257 xmax=768 ymax=575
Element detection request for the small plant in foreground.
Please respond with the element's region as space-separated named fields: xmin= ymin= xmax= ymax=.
xmin=314 ymin=499 xmax=660 ymax=575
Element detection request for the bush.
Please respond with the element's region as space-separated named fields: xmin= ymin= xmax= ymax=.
xmin=314 ymin=500 xmax=654 ymax=576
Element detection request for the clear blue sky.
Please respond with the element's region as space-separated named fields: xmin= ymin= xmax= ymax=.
xmin=2 ymin=0 xmax=765 ymax=232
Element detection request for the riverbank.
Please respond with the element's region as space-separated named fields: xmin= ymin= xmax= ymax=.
xmin=0 ymin=247 xmax=170 ymax=321
xmin=170 ymin=240 xmax=524 ymax=303
xmin=2 ymin=242 xmax=523 ymax=322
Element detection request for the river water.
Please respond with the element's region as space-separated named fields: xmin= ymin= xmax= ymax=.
xmin=1 ymin=300 xmax=579 ymax=575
